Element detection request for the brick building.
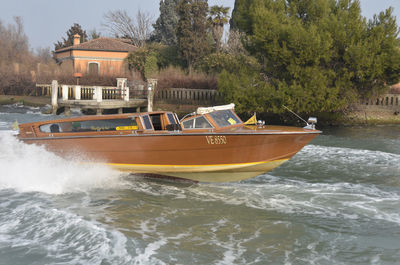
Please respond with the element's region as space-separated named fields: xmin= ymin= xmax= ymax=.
xmin=54 ymin=34 xmax=137 ymax=77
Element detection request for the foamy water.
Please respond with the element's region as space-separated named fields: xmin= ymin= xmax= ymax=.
xmin=0 ymin=131 xmax=124 ymax=194
xmin=0 ymin=109 xmax=399 ymax=264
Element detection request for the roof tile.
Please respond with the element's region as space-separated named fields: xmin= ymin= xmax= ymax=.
xmin=55 ymin=38 xmax=137 ymax=53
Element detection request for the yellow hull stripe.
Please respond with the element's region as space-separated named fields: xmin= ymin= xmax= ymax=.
xmin=105 ymin=158 xmax=288 ymax=169
xmin=90 ymin=159 xmax=290 ymax=182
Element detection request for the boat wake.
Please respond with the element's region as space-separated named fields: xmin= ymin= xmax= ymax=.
xmin=0 ymin=131 xmax=399 ymax=264
xmin=0 ymin=190 xmax=136 ymax=265
xmin=271 ymin=144 xmax=400 ymax=185
xmin=0 ymin=131 xmax=125 ymax=194
xmin=115 ymin=144 xmax=400 ymax=227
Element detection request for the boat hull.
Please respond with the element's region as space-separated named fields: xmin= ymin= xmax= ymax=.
xmin=19 ymin=132 xmax=317 ymax=182
xmin=109 ymin=158 xmax=289 ymax=182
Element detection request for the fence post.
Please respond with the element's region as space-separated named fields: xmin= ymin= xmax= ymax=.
xmin=117 ymin=78 xmax=129 ymax=101
xmin=62 ymin=85 xmax=68 ymax=100
xmin=93 ymin=86 xmax=97 ymax=101
xmin=51 ymin=80 xmax=58 ymax=114
xmin=124 ymin=86 xmax=129 ymax=101
xmin=93 ymin=86 xmax=103 ymax=102
xmin=97 ymin=87 xmax=103 ymax=102
xmin=75 ymin=85 xmax=81 ymax=100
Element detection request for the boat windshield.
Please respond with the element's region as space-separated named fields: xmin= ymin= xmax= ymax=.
xmin=40 ymin=118 xmax=138 ymax=133
xmin=208 ymin=110 xmax=242 ymax=127
xmin=182 ymin=115 xmax=213 ymax=129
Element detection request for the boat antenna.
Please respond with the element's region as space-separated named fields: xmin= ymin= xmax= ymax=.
xmin=282 ymin=105 xmax=309 ymax=126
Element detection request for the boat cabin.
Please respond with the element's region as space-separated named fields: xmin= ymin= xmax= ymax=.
xmin=181 ymin=108 xmax=242 ymax=130
xmin=18 ymin=104 xmax=243 ymax=138
xmin=18 ymin=111 xmax=179 ymax=138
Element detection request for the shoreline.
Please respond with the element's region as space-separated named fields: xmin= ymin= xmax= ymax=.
xmin=1 ymin=95 xmax=400 ymax=125
xmin=339 ymin=107 xmax=400 ymax=126
xmin=0 ymin=95 xmax=50 ymax=107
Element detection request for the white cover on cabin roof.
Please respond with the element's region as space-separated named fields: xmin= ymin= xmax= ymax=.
xmin=196 ymin=103 xmax=235 ymax=115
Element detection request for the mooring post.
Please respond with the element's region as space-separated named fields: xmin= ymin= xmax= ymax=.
xmin=147 ymin=85 xmax=153 ymax=112
xmin=147 ymin=79 xmax=157 ymax=112
xmin=65 ymin=107 xmax=71 ymax=116
xmin=51 ymin=80 xmax=58 ymax=115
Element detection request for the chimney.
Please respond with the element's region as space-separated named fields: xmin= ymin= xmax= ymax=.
xmin=73 ymin=34 xmax=80 ymax=46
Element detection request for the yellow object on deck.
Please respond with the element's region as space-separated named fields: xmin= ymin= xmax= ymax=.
xmin=244 ymin=114 xmax=257 ymax=125
xmin=116 ymin=126 xmax=138 ymax=131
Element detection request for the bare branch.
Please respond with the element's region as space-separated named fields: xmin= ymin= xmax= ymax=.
xmin=102 ymin=9 xmax=153 ymax=47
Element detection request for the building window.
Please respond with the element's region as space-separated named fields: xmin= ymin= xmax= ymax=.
xmin=88 ymin=62 xmax=99 ymax=76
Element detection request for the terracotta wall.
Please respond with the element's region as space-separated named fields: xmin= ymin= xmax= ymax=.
xmin=71 ymin=50 xmax=128 ymax=59
xmin=57 ymin=50 xmax=131 ymax=77
xmin=73 ymin=59 xmax=130 ymax=76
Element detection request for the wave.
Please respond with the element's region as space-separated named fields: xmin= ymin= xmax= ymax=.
xmin=0 ymin=131 xmax=125 ymax=194
xmin=0 ymin=193 xmax=136 ymax=264
xmin=270 ymin=144 xmax=400 ymax=186
xmin=117 ymin=175 xmax=400 ymax=229
xmin=298 ymin=144 xmax=400 ymax=168
xmin=0 ymin=121 xmax=9 ymax=128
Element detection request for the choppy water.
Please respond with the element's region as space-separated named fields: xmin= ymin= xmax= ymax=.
xmin=0 ymin=104 xmax=399 ymax=265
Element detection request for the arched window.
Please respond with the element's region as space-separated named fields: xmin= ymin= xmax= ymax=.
xmin=88 ymin=62 xmax=99 ymax=76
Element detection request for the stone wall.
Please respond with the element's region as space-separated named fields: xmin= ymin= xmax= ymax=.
xmin=154 ymin=88 xmax=222 ymax=105
xmin=349 ymin=92 xmax=400 ymax=124
xmin=359 ymin=93 xmax=400 ymax=110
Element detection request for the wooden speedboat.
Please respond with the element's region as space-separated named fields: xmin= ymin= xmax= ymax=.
xmin=17 ymin=104 xmax=321 ymax=182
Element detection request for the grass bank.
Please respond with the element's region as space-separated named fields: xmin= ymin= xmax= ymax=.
xmin=341 ymin=109 xmax=400 ymax=125
xmin=0 ymin=95 xmax=50 ymax=107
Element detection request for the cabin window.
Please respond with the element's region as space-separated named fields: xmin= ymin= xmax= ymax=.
xmin=167 ymin=113 xmax=177 ymax=124
xmin=142 ymin=115 xmax=153 ymax=130
xmin=40 ymin=118 xmax=138 ymax=133
xmin=182 ymin=116 xmax=213 ymax=129
xmin=208 ymin=110 xmax=241 ymax=127
xmin=150 ymin=114 xmax=163 ymax=130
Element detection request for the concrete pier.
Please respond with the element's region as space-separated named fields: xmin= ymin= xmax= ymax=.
xmin=40 ymin=78 xmax=152 ymax=115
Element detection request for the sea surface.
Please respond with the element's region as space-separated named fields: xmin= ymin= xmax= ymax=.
xmin=0 ymin=104 xmax=399 ymax=265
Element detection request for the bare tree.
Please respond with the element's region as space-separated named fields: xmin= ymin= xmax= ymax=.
xmin=35 ymin=47 xmax=52 ymax=63
xmin=88 ymin=28 xmax=101 ymax=40
xmin=0 ymin=16 xmax=29 ymax=62
xmin=102 ymin=9 xmax=153 ymax=47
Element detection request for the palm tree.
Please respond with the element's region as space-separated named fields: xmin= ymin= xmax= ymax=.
xmin=208 ymin=5 xmax=230 ymax=51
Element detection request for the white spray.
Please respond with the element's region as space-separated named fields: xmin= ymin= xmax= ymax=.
xmin=0 ymin=131 xmax=125 ymax=194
